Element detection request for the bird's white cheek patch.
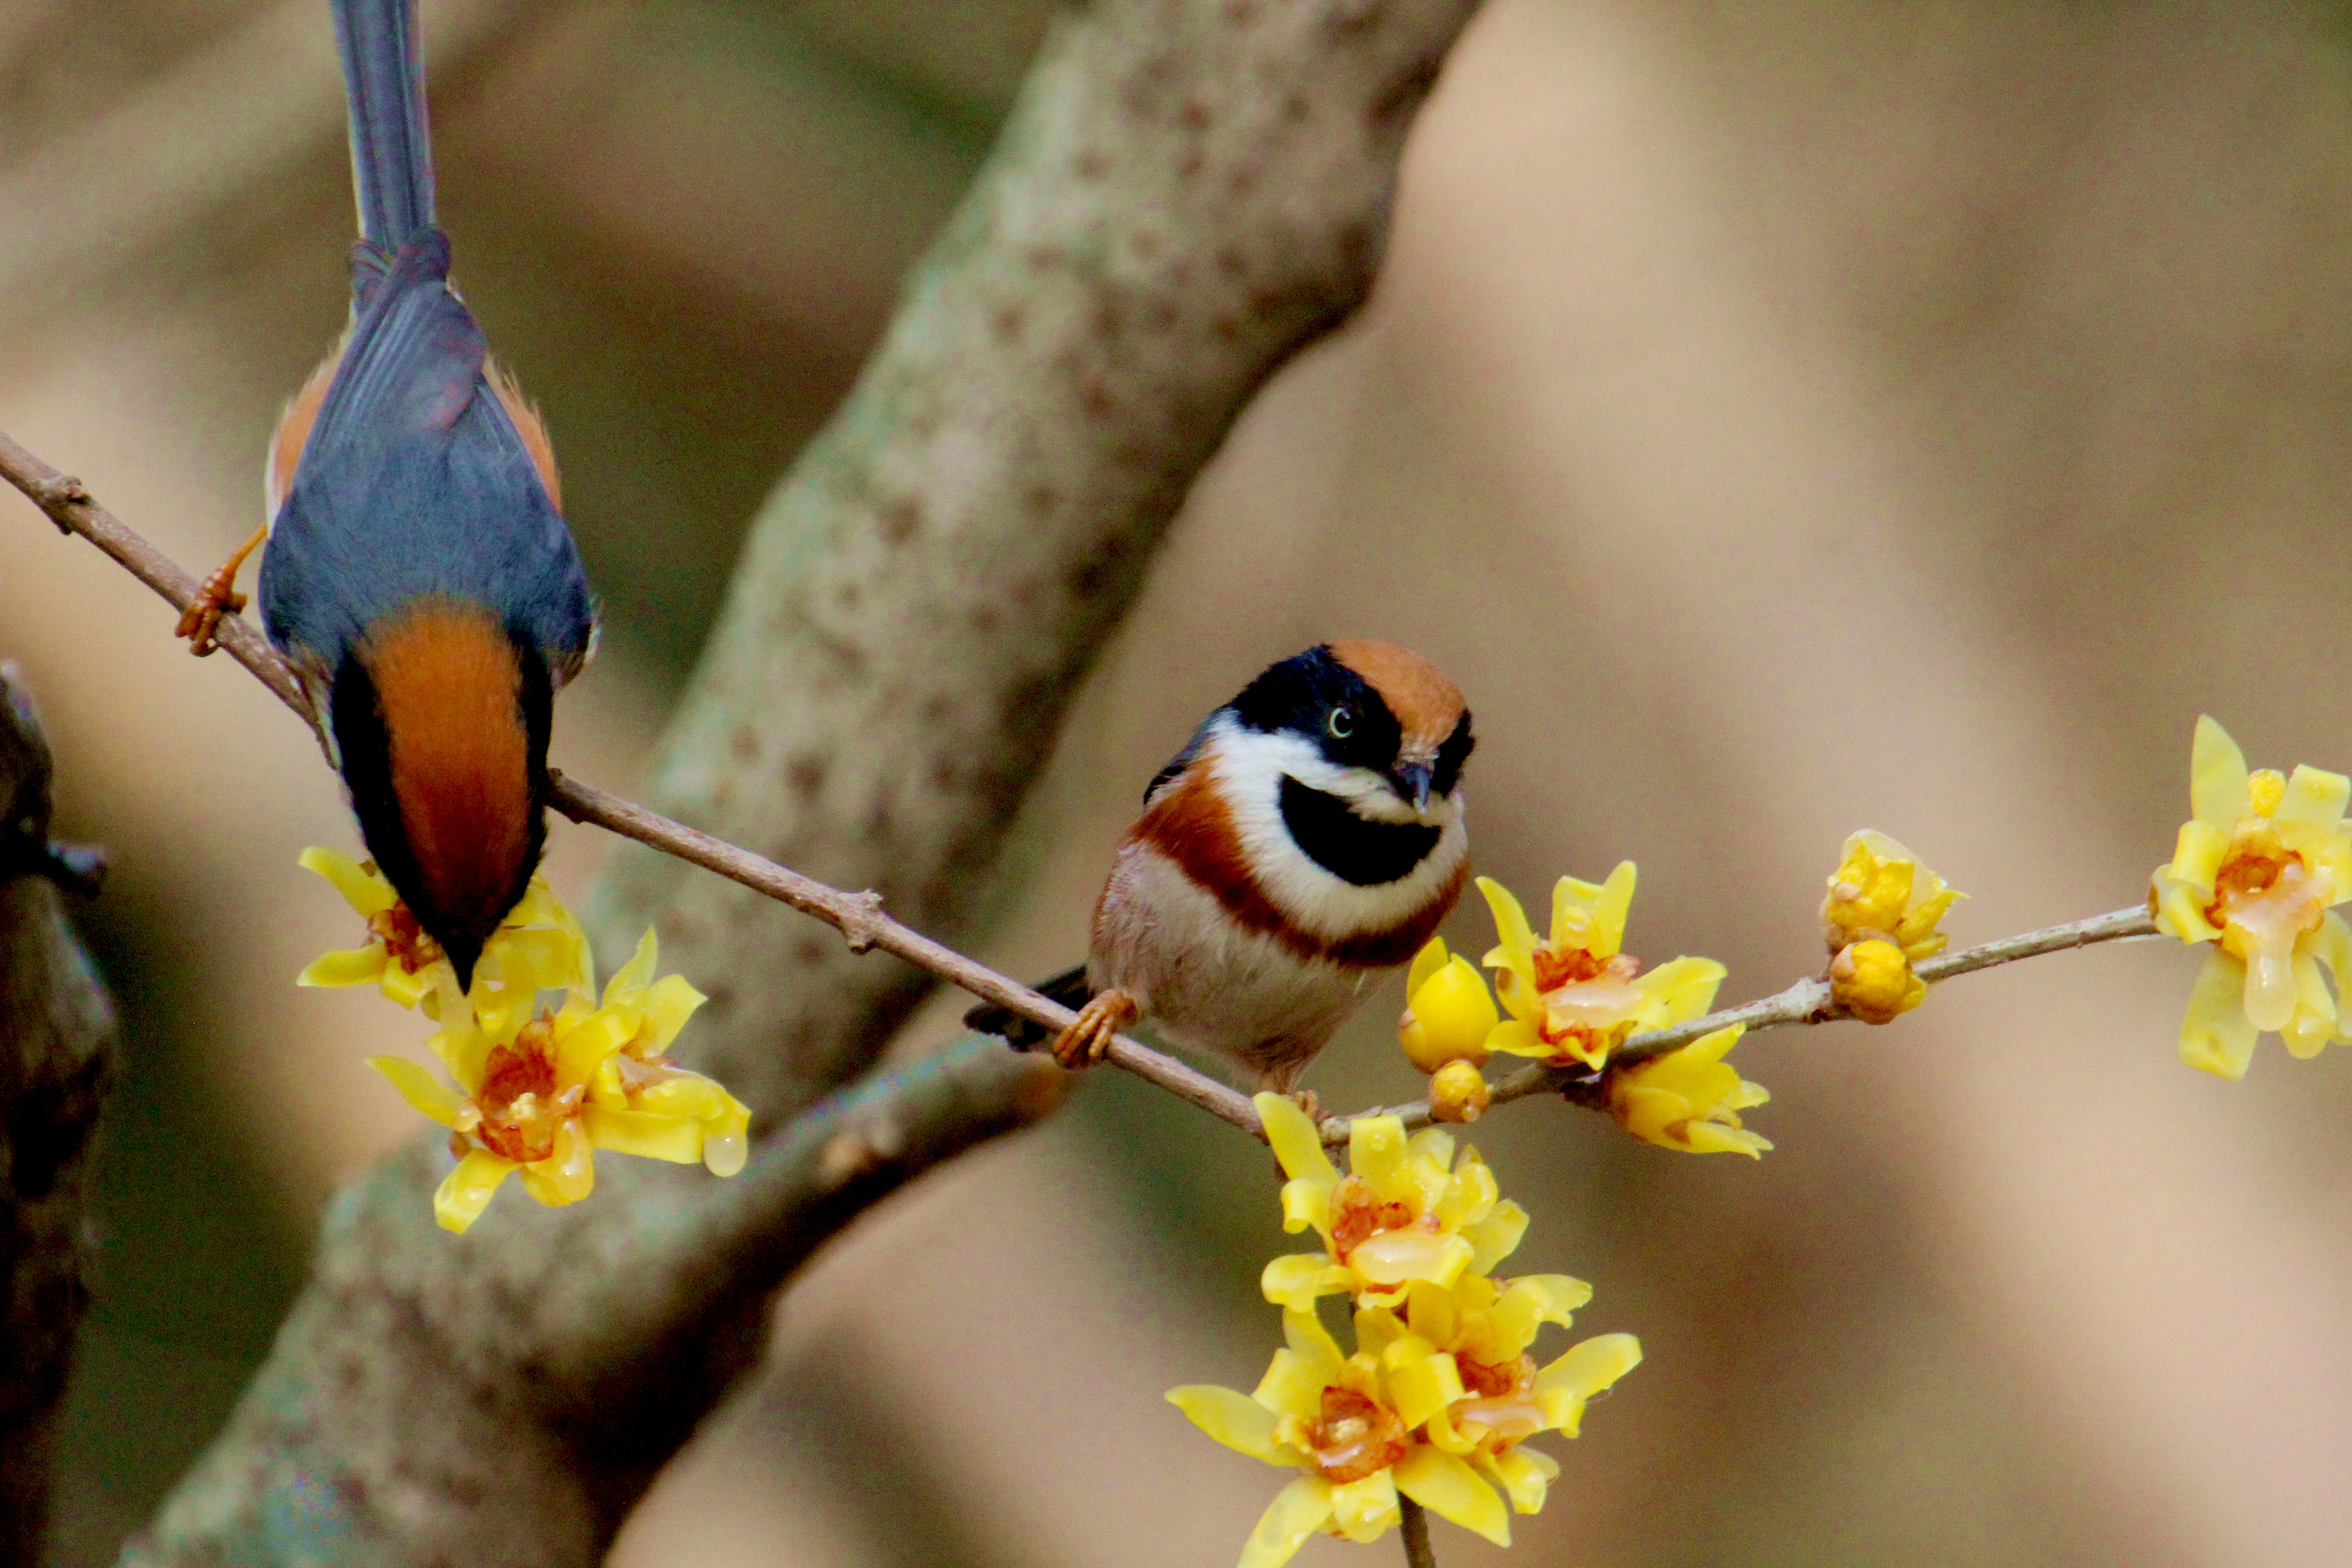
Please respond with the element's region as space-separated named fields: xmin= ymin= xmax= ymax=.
xmin=1205 ymin=726 xmax=1467 ymax=942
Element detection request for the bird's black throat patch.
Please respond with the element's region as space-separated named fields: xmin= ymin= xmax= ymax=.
xmin=1279 ymin=774 xmax=1441 ymax=887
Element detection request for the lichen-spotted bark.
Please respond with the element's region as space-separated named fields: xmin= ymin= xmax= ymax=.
xmin=0 ymin=674 xmax=114 ymax=1568
xmin=590 ymin=0 xmax=1481 ymax=1117
xmin=133 ymin=0 xmax=1480 ymax=1559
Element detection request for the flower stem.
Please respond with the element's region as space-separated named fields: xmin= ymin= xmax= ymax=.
xmin=1399 ymin=1496 xmax=1438 ymax=1568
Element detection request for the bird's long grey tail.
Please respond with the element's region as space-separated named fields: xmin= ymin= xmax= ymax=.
xmin=331 ymin=0 xmax=435 ymax=253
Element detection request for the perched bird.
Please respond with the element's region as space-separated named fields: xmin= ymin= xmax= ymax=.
xmin=971 ymin=642 xmax=1475 ymax=1093
xmin=176 ymin=0 xmax=593 ymax=987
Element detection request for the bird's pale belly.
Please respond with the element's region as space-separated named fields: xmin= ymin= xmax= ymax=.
xmin=1090 ymin=841 xmax=1378 ymax=1088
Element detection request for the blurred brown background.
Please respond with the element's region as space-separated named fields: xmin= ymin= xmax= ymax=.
xmin=6 ymin=0 xmax=2352 ymax=1563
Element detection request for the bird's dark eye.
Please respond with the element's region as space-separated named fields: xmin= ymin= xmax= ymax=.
xmin=1326 ymin=706 xmax=1354 ymax=740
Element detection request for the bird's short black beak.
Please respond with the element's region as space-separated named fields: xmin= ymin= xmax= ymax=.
xmin=1394 ymin=760 xmax=1434 ymax=814
xmin=443 ymin=932 xmax=484 ymax=994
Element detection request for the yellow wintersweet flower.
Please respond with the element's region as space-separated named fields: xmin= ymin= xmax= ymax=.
xmin=1393 ymin=1273 xmax=1641 ymax=1512
xmin=297 ymin=848 xmax=590 ymax=1032
xmin=2150 ymin=716 xmax=2352 ymax=1078
xmin=1256 ymin=1093 xmax=1525 ymax=1312
xmin=1169 ymin=1307 xmax=1507 ymax=1566
xmin=1475 ymin=867 xmax=1725 ymax=1070
xmin=1398 ymin=937 xmax=1499 ymax=1073
xmin=1606 ymin=1024 xmax=1770 ymax=1157
xmin=1820 ymin=830 xmax=1963 ymax=960
xmin=1168 ymin=1280 xmax=1640 ymax=1566
xmin=303 ymin=845 xmax=751 ymax=1234
xmin=372 ymin=927 xmax=750 ymax=1234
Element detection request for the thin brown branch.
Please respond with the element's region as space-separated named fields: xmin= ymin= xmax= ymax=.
xmin=0 ymin=424 xmax=1262 ymax=1130
xmin=0 ymin=435 xmax=2173 ymax=1152
xmin=547 ymin=773 xmax=1263 ymax=1130
xmin=1398 ymin=1496 xmax=1438 ymax=1568
xmin=0 ymin=427 xmax=319 ymax=734
xmin=1362 ymin=906 xmax=2164 ymax=1134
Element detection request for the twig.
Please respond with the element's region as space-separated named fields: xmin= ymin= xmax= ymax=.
xmin=546 ymin=773 xmax=1262 ymax=1130
xmin=1359 ymin=905 xmax=2164 ymax=1134
xmin=0 ymin=432 xmax=2174 ymax=1151
xmin=0 ymin=434 xmax=1261 ymax=1133
xmin=1398 ymin=1496 xmax=1437 ymax=1568
xmin=0 ymin=428 xmax=320 ymax=735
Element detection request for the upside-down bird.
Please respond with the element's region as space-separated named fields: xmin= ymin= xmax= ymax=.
xmin=178 ymin=0 xmax=594 ymax=987
xmin=970 ymin=642 xmax=1475 ymax=1093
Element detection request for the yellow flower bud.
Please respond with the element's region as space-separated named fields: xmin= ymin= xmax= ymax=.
xmin=1399 ymin=952 xmax=1499 ymax=1073
xmin=1429 ymin=1059 xmax=1491 ymax=1123
xmin=1829 ymin=938 xmax=1926 ymax=1025
xmin=1820 ymin=830 xmax=1963 ymax=960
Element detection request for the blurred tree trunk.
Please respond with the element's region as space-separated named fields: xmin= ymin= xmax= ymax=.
xmin=0 ymin=669 xmax=114 ymax=1568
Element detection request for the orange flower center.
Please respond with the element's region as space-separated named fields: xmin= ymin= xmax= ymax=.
xmin=1532 ymin=946 xmax=1636 ymax=994
xmin=1307 ymin=1387 xmax=1409 ymax=1484
xmin=2209 ymin=839 xmax=2324 ymax=953
xmin=1328 ymin=1176 xmax=1419 ymax=1263
xmin=1450 ymin=1352 xmax=1544 ymax=1449
xmin=471 ymin=1021 xmax=581 ymax=1164
xmin=367 ymin=900 xmax=443 ymax=975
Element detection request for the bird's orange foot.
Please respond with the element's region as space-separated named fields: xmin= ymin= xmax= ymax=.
xmin=175 ymin=524 xmax=267 ymax=657
xmin=1051 ymin=989 xmax=1140 ymax=1071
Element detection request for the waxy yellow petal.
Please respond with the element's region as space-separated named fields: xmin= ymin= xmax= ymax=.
xmin=517 ymin=1119 xmax=597 ymax=1207
xmin=1384 ymin=1345 xmax=1465 ymax=1429
xmin=1254 ymin=1092 xmax=1337 ymax=1189
xmin=2189 ymin=715 xmax=2253 ymax=828
xmin=2279 ymin=764 xmax=2352 ymax=827
xmin=1168 ymin=1385 xmax=1287 ymax=1463
xmin=299 ymin=947 xmax=388 ymax=989
xmin=1262 ymin=1253 xmax=1350 ymax=1312
xmin=1462 ymin=1200 xmax=1528 ymax=1274
xmin=368 ymin=1055 xmax=462 ymax=1127
xmin=2179 ymin=946 xmax=2258 ymax=1079
xmin=1475 ymin=877 xmax=1539 ymax=981
xmin=434 ymin=1150 xmax=515 ymax=1234
xmin=1348 ymin=1116 xmax=1412 ymax=1205
xmin=1238 ymin=1476 xmax=1334 ymax=1568
xmin=583 ymin=1104 xmax=707 ymax=1165
xmin=1477 ymin=1446 xmax=1558 ymax=1514
xmin=1406 ymin=936 xmax=1450 ymax=1001
xmin=1577 ymin=860 xmax=1637 ymax=958
xmin=1251 ymin=1349 xmax=1329 ymax=1423
xmin=1327 ymin=1471 xmax=1400 ymax=1543
xmin=299 ymin=846 xmax=396 ymax=916
xmin=1393 ymin=1446 xmax=1508 ymax=1546
xmin=1534 ymin=1331 xmax=1642 ymax=1437
xmin=1482 ymin=1018 xmax=1549 ymax=1058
